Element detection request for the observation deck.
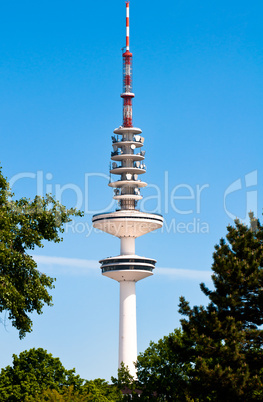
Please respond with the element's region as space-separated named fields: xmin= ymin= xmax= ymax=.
xmin=113 ymin=194 xmax=143 ymax=201
xmin=99 ymin=255 xmax=156 ymax=281
xmin=92 ymin=210 xmax=164 ymax=238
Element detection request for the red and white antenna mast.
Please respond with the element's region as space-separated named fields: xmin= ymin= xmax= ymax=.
xmin=121 ymin=1 xmax=134 ymax=127
xmin=126 ymin=0 xmax=130 ymax=51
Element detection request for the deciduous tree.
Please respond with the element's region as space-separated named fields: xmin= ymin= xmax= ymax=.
xmin=36 ymin=380 xmax=121 ymax=402
xmin=0 ymin=348 xmax=83 ymax=401
xmin=136 ymin=329 xmax=190 ymax=401
xmin=0 ymin=348 xmax=122 ymax=402
xmin=0 ymin=166 xmax=82 ymax=338
xmin=111 ymin=363 xmax=142 ymax=401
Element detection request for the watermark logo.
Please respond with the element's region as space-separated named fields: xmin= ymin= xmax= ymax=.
xmin=224 ymin=170 xmax=258 ymax=225
xmin=9 ymin=169 xmax=259 ymax=236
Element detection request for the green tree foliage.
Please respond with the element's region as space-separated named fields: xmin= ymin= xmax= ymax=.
xmin=35 ymin=386 xmax=87 ymax=402
xmin=136 ymin=217 xmax=263 ymax=401
xmin=136 ymin=329 xmax=191 ymax=401
xmin=111 ymin=362 xmax=140 ymax=401
xmin=0 ymin=348 xmax=122 ymax=402
xmin=81 ymin=379 xmax=122 ymax=401
xmin=178 ymin=217 xmax=263 ymax=401
xmin=36 ymin=380 xmax=121 ymax=402
xmin=0 ymin=166 xmax=82 ymax=338
xmin=0 ymin=348 xmax=84 ymax=401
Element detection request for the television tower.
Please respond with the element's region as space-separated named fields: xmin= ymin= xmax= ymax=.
xmin=92 ymin=1 xmax=163 ymax=378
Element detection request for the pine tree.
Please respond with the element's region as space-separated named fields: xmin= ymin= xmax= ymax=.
xmin=178 ymin=215 xmax=263 ymax=401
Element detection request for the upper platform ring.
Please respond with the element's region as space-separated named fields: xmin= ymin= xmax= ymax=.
xmin=120 ymin=92 xmax=135 ymax=98
xmin=114 ymin=126 xmax=142 ymax=135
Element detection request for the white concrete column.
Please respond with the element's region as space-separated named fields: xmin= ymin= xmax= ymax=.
xmin=120 ymin=237 xmax=135 ymax=255
xmin=119 ymin=280 xmax=137 ymax=378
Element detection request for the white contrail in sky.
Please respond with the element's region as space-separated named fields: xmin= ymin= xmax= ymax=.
xmin=156 ymin=267 xmax=212 ymax=281
xmin=32 ymin=255 xmax=212 ymax=281
xmin=32 ymin=255 xmax=99 ymax=276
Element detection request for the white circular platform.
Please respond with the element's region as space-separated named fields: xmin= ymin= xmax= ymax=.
xmin=108 ymin=180 xmax=147 ymax=188
xmin=114 ymin=126 xmax=142 ymax=135
xmin=92 ymin=210 xmax=163 ymax=237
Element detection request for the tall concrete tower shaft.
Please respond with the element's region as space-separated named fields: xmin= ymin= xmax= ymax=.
xmin=92 ymin=1 xmax=163 ymax=378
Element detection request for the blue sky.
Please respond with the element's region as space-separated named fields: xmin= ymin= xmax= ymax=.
xmin=0 ymin=0 xmax=262 ymax=381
